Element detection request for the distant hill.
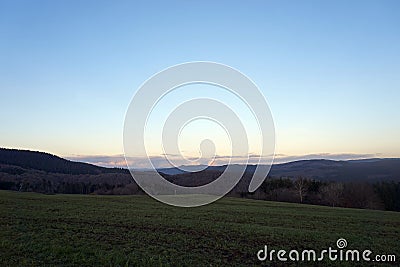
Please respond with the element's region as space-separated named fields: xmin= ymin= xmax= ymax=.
xmin=271 ymin=159 xmax=400 ymax=182
xmin=0 ymin=148 xmax=128 ymax=175
xmin=158 ymin=165 xmax=209 ymax=175
xmin=159 ymin=158 xmax=400 ymax=183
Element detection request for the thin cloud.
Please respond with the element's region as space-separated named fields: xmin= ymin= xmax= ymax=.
xmin=273 ymin=153 xmax=381 ymax=164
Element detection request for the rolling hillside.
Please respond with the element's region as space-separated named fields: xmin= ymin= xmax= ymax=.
xmin=0 ymin=148 xmax=135 ymax=194
xmin=0 ymin=148 xmax=128 ymax=175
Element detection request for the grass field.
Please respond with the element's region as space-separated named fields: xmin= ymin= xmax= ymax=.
xmin=0 ymin=190 xmax=399 ymax=266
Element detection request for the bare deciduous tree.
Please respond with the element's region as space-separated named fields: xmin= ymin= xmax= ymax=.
xmin=294 ymin=177 xmax=308 ymax=203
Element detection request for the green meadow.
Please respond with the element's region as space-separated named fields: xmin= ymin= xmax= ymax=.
xmin=0 ymin=190 xmax=399 ymax=266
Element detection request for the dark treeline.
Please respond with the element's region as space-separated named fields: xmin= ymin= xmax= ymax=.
xmin=0 ymin=165 xmax=139 ymax=195
xmin=1 ymin=173 xmax=399 ymax=212
xmin=0 ymin=179 xmax=143 ymax=195
xmin=237 ymin=177 xmax=400 ymax=212
xmin=374 ymin=181 xmax=400 ymax=211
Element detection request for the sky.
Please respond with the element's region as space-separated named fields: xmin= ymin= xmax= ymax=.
xmin=0 ymin=0 xmax=399 ymax=168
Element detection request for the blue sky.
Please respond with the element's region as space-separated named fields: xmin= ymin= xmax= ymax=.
xmin=1 ymin=0 xmax=399 ymax=167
